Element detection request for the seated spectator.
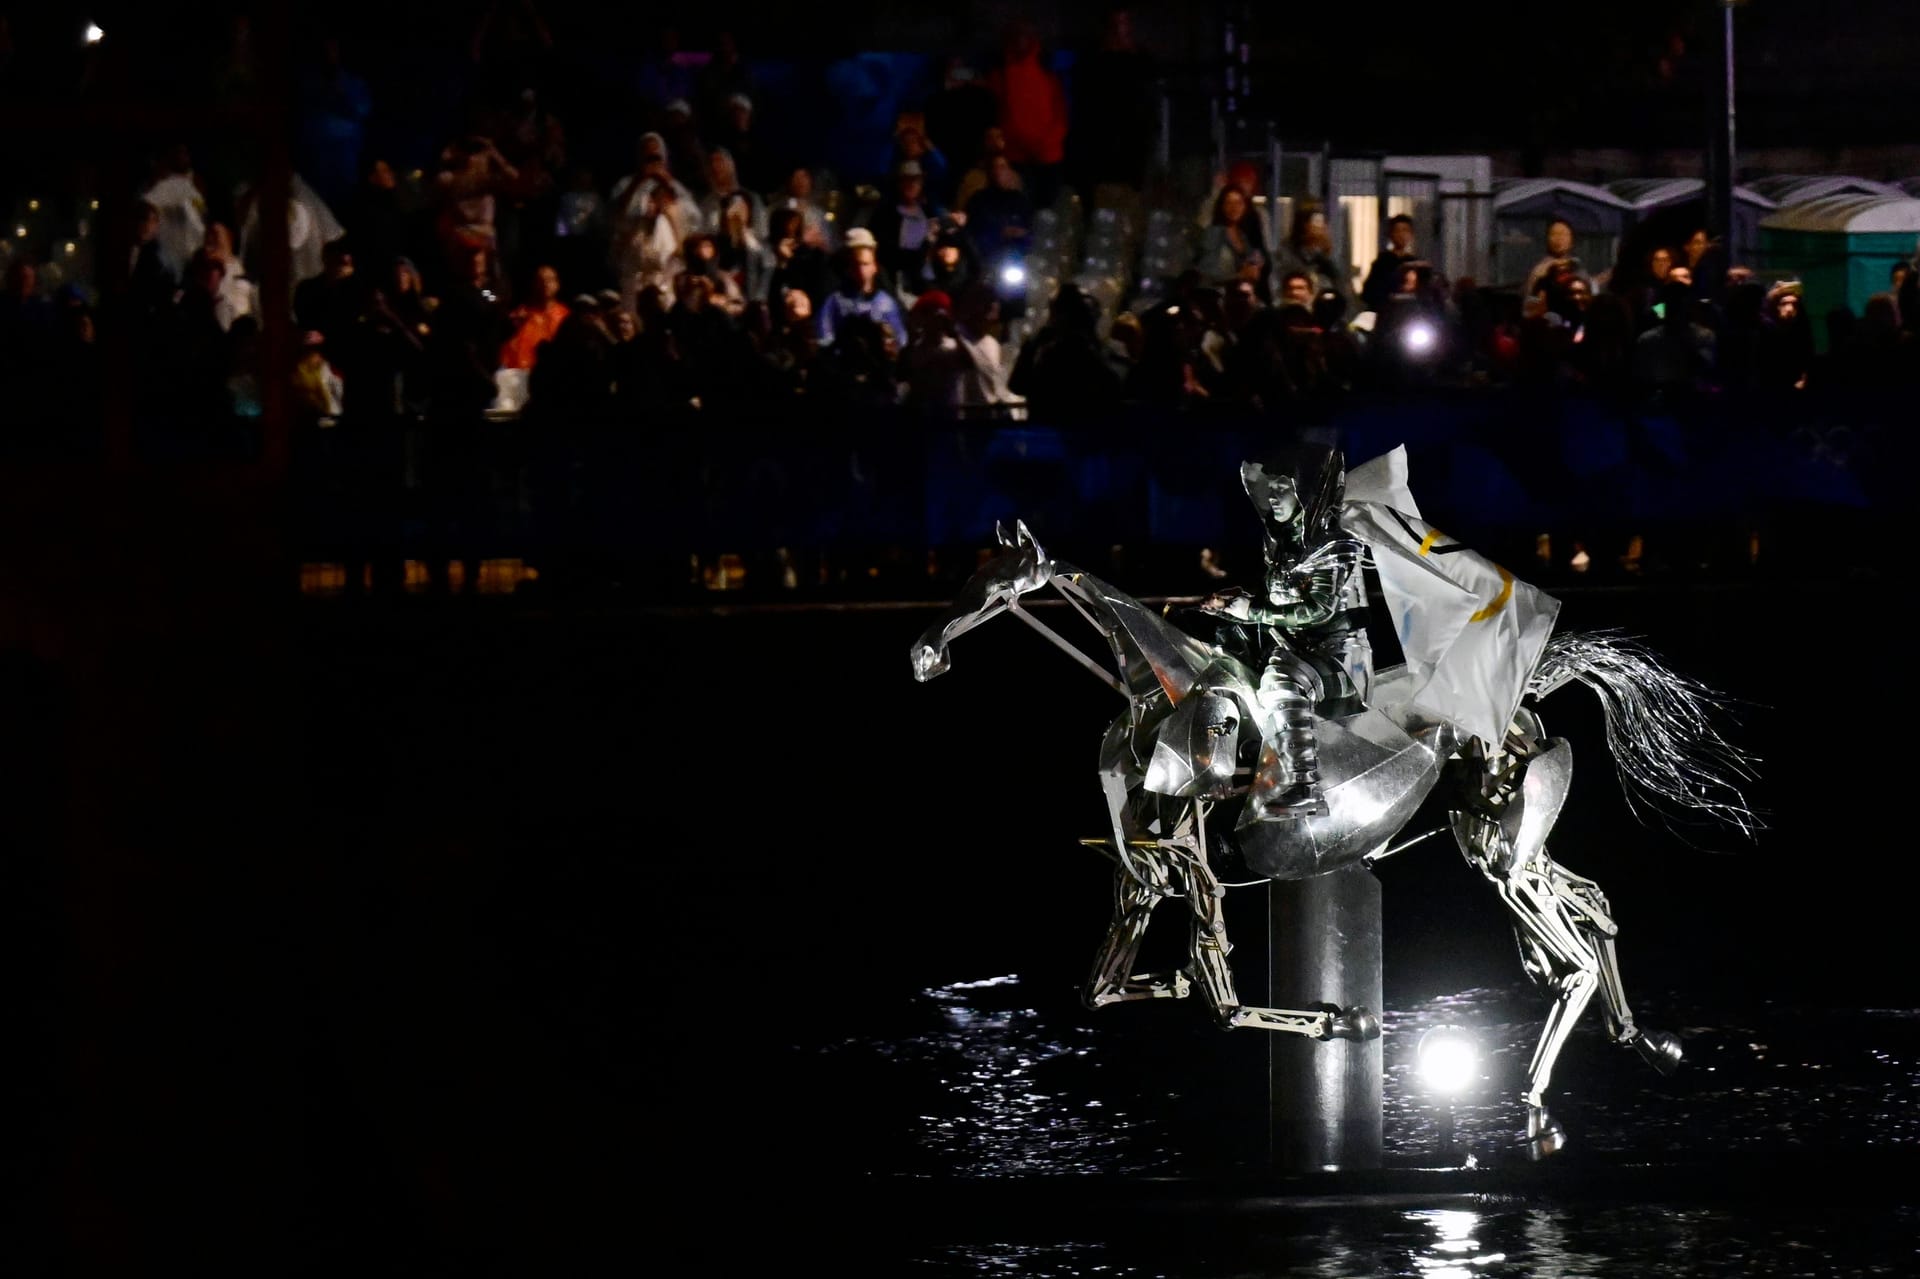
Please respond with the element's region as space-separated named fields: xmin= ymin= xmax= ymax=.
xmin=770 ymin=165 xmax=834 ymax=251
xmin=766 ymin=207 xmax=833 ymax=310
xmin=1522 ymin=218 xmax=1589 ymax=302
xmin=1197 ymin=184 xmax=1271 ymax=297
xmin=818 ymin=240 xmax=907 ymax=350
xmin=963 ymin=155 xmax=1034 ymax=267
xmin=867 ymin=161 xmax=943 ymax=288
xmin=1361 ymin=214 xmax=1421 ymax=314
xmin=1272 ymin=205 xmax=1353 ymax=323
xmin=699 ymin=148 xmax=768 ymax=239
xmin=500 ymin=263 xmax=569 ymax=369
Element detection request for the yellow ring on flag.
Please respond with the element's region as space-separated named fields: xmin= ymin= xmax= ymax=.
xmin=1468 ymin=567 xmax=1514 ymax=623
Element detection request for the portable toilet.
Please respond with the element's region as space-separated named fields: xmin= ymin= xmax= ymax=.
xmin=1747 ymin=175 xmax=1905 ymax=207
xmin=1760 ymin=194 xmax=1920 ymax=341
xmin=1489 ymin=178 xmax=1635 ymax=290
xmin=1606 ymin=178 xmax=1777 ymax=267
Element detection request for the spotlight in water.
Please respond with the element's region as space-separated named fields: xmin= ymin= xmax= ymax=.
xmin=1403 ymin=319 xmax=1437 ymax=355
xmin=1418 ymin=1027 xmax=1477 ymax=1095
xmin=85 ymin=22 xmax=105 ymax=45
xmin=1000 ymin=262 xmax=1026 ymax=288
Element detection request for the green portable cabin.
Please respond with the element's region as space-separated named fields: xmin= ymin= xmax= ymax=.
xmin=1759 ymin=195 xmax=1920 ymax=346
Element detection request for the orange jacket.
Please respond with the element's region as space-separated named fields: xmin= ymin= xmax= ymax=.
xmin=500 ymin=300 xmax=570 ymax=369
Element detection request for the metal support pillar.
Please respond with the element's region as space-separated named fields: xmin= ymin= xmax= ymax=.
xmin=1268 ymin=865 xmax=1383 ymax=1172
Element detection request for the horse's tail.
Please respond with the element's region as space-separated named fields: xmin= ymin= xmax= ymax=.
xmin=1527 ymin=630 xmax=1763 ymax=842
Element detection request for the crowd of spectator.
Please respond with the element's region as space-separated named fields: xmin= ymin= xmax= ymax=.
xmin=7 ymin=8 xmax=1920 ymax=460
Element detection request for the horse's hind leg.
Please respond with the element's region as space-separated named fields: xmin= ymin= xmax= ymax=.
xmin=1549 ymin=863 xmax=1683 ymax=1076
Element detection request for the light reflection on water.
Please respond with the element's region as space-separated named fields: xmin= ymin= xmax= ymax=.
xmin=815 ymin=978 xmax=1920 ymax=1175
xmin=801 ymin=979 xmax=1920 ymax=1274
xmin=917 ymin=1202 xmax=1920 ymax=1277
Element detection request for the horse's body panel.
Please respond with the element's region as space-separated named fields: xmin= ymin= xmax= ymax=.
xmin=1227 ymin=699 xmax=1456 ymax=880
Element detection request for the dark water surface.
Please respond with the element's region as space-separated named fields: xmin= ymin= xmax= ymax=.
xmin=287 ymin=580 xmax=1919 ymax=1270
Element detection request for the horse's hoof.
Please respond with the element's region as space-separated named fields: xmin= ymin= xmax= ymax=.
xmin=1326 ymin=1007 xmax=1382 ymax=1042
xmin=1631 ymin=1028 xmax=1683 ymax=1075
xmin=1525 ymin=1106 xmax=1566 ymax=1160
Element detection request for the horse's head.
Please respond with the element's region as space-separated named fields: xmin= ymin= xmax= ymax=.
xmin=911 ymin=520 xmax=1053 ymax=682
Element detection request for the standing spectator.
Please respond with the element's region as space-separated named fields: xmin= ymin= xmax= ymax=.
xmin=715 ymin=195 xmax=774 ymax=304
xmin=433 ymin=134 xmax=519 ymax=273
xmin=142 ymin=143 xmax=209 ymax=282
xmin=635 ymin=24 xmax=695 ymax=116
xmin=766 ymin=208 xmax=832 ymax=310
xmin=611 ymin=138 xmax=696 ymax=301
xmin=953 ymin=127 xmax=1009 ymax=214
xmin=657 ymin=100 xmax=709 ymax=197
xmin=431 ymin=246 xmax=512 ymax=418
xmin=291 ymin=330 xmax=346 ymax=428
xmin=552 ymin=166 xmax=610 ymax=295
xmin=1008 ymin=283 xmax=1123 ymax=420
xmin=682 ymin=233 xmax=747 ymax=315
xmin=891 ymin=116 xmax=952 ymax=208
xmin=500 ymin=264 xmax=569 ymax=369
xmin=899 ymin=291 xmax=975 ymax=411
xmin=694 ymin=31 xmax=755 ymax=139
xmin=127 ymin=202 xmax=176 ymax=327
xmin=202 ymin=222 xmax=256 ymax=333
xmin=771 ymin=166 xmax=834 ymax=251
xmin=867 ymin=161 xmax=943 ymax=287
xmin=362 ymin=258 xmax=436 ymax=417
xmin=1272 ymin=205 xmax=1353 ymax=323
xmin=986 ymin=22 xmax=1068 ymax=209
xmin=925 ymin=56 xmax=999 ymax=180
xmin=818 ymin=242 xmax=907 ymax=350
xmin=345 ymin=158 xmax=413 ymax=284
xmin=1070 ymin=6 xmax=1158 ymax=196
xmin=920 ymin=214 xmax=981 ymax=298
xmin=1197 ymin=185 xmax=1270 ymax=297
xmin=953 ymin=283 xmax=1011 ymax=409
xmin=964 ymin=155 xmax=1034 ymax=268
xmin=1760 ymin=281 xmax=1813 ymax=391
xmin=698 ymin=150 xmax=767 ymax=239
xmin=297 ymin=35 xmax=373 ymax=210
xmin=1523 ymin=218 xmax=1588 ymax=301
xmin=1361 ymin=213 xmax=1421 ymax=314
xmin=293 ymin=238 xmax=365 ymax=351
xmin=714 ymin=94 xmax=773 ymax=195
xmin=1632 ymin=280 xmax=1716 ymax=396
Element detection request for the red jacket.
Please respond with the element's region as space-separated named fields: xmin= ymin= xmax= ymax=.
xmin=989 ymin=54 xmax=1068 ymax=167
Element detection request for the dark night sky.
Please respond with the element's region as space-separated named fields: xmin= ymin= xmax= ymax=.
xmin=10 ymin=0 xmax=1920 ymax=156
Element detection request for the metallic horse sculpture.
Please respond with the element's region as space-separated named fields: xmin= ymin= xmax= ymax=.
xmin=910 ymin=455 xmax=1757 ymax=1154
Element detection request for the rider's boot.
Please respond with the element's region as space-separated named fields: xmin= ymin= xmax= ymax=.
xmin=1249 ymin=658 xmax=1328 ymax=820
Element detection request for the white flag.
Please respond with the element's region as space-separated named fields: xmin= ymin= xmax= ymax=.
xmin=1342 ymin=446 xmax=1561 ymax=747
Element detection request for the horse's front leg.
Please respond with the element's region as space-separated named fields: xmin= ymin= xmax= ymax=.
xmin=1084 ymin=854 xmax=1190 ymax=1008
xmin=1177 ymin=803 xmax=1378 ymax=1041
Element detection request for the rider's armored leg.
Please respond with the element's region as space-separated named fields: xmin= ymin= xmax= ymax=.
xmin=1247 ymin=649 xmax=1326 ymax=821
